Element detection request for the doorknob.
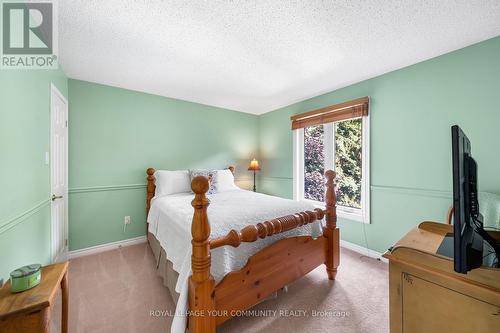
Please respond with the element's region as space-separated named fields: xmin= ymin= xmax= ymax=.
xmin=52 ymin=194 xmax=63 ymax=201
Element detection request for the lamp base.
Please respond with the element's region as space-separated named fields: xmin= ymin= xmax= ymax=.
xmin=253 ymin=171 xmax=257 ymax=192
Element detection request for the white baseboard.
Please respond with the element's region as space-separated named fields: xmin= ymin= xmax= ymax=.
xmin=68 ymin=235 xmax=147 ymax=259
xmin=68 ymin=235 xmax=387 ymax=263
xmin=340 ymin=240 xmax=388 ymax=263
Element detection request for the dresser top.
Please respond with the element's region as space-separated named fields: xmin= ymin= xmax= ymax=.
xmin=384 ymin=222 xmax=500 ymax=291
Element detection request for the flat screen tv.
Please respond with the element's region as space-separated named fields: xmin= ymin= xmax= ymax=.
xmin=451 ymin=125 xmax=500 ymax=273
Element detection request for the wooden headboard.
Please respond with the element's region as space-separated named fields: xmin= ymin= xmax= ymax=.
xmin=146 ymin=166 xmax=235 ymax=216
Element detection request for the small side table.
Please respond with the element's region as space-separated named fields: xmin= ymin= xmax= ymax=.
xmin=0 ymin=262 xmax=69 ymax=333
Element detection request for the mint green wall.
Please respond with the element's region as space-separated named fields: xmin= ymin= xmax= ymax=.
xmin=0 ymin=69 xmax=68 ymax=282
xmin=3 ymin=36 xmax=498 ymax=277
xmin=258 ymin=36 xmax=500 ymax=253
xmin=68 ymin=79 xmax=259 ymax=250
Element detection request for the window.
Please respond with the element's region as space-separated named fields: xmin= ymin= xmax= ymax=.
xmin=292 ymin=98 xmax=370 ymax=223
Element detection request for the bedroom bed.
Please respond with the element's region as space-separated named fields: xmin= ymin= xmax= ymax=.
xmin=145 ymin=166 xmax=340 ymax=333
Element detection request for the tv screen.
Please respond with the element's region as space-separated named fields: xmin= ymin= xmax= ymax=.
xmin=451 ymin=125 xmax=499 ymax=273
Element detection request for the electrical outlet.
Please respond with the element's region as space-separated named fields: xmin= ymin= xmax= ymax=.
xmin=124 ymin=216 xmax=131 ymax=225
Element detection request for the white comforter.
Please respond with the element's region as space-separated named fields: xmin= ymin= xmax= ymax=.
xmin=147 ymin=189 xmax=324 ymax=333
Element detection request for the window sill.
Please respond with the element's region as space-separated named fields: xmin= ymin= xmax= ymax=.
xmin=298 ymin=199 xmax=369 ymax=224
xmin=338 ymin=210 xmax=369 ymax=224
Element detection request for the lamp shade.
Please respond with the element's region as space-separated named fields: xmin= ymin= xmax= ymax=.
xmin=248 ymin=158 xmax=261 ymax=171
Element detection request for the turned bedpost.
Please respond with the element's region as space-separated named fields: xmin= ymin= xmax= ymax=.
xmin=188 ymin=176 xmax=216 ymax=333
xmin=146 ymin=168 xmax=156 ymax=237
xmin=146 ymin=168 xmax=156 ymax=216
xmin=323 ymin=170 xmax=340 ymax=280
xmin=228 ymin=165 xmax=235 ymax=174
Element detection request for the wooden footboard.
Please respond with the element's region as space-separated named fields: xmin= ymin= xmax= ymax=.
xmin=214 ymin=235 xmax=327 ymax=324
xmin=145 ymin=167 xmax=339 ymax=333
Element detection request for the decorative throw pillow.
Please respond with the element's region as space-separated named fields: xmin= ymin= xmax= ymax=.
xmin=189 ymin=170 xmax=218 ymax=195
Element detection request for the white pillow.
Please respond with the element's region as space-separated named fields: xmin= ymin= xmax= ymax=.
xmin=154 ymin=170 xmax=191 ymax=196
xmin=216 ymin=169 xmax=238 ymax=192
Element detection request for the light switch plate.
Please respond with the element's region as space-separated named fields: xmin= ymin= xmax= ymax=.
xmin=45 ymin=152 xmax=50 ymax=165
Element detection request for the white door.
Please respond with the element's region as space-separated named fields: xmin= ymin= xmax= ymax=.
xmin=50 ymin=83 xmax=68 ymax=263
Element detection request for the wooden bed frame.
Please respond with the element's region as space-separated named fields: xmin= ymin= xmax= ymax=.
xmin=146 ymin=166 xmax=339 ymax=333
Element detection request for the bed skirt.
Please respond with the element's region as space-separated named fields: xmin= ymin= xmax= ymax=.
xmin=148 ymin=232 xmax=180 ymax=304
xmin=147 ymin=232 xmax=285 ymax=307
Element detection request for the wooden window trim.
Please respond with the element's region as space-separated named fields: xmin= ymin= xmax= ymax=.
xmin=291 ymin=96 xmax=369 ymax=130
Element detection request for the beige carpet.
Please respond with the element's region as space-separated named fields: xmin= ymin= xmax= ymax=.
xmin=51 ymin=243 xmax=388 ymax=333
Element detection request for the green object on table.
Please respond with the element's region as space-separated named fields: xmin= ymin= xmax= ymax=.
xmin=10 ymin=264 xmax=42 ymax=293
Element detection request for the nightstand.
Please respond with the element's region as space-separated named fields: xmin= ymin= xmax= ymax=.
xmin=0 ymin=262 xmax=69 ymax=333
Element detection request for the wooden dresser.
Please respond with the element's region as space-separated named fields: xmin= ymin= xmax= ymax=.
xmin=384 ymin=222 xmax=500 ymax=333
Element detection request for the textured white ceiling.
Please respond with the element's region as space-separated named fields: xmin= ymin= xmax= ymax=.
xmin=59 ymin=1 xmax=500 ymax=115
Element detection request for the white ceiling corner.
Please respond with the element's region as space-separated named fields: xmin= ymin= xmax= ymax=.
xmin=59 ymin=1 xmax=500 ymax=115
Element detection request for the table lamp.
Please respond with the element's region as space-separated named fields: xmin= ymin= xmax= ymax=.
xmin=248 ymin=158 xmax=261 ymax=192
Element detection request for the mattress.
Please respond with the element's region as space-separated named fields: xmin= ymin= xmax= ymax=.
xmin=147 ymin=188 xmax=324 ymax=333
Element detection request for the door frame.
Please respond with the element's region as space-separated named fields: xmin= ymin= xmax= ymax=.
xmin=50 ymin=83 xmax=69 ymax=263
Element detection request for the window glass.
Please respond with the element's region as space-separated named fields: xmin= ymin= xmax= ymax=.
xmin=304 ymin=124 xmax=325 ymax=201
xmin=335 ymin=118 xmax=362 ymax=209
